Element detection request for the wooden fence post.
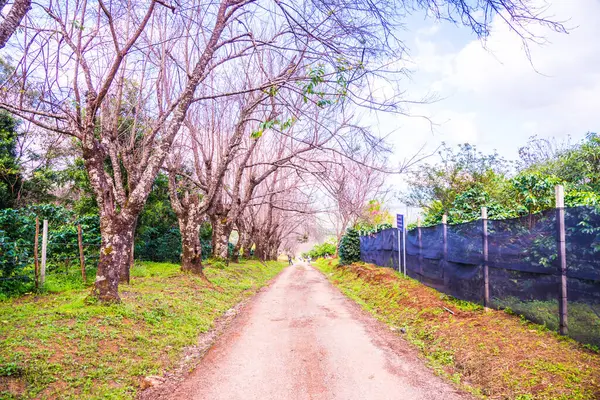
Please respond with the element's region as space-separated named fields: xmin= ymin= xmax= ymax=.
xmin=555 ymin=185 xmax=568 ymax=336
xmin=40 ymin=219 xmax=48 ymax=287
xmin=417 ymin=217 xmax=422 ymax=280
xmin=482 ymin=207 xmax=490 ymax=309
xmin=78 ymin=224 xmax=86 ymax=282
xmin=34 ymin=217 xmax=40 ymax=290
xmin=442 ymin=214 xmax=448 ymax=283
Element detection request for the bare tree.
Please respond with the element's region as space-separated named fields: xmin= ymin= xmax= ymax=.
xmin=0 ymin=0 xmax=276 ymax=301
xmin=315 ymin=149 xmax=388 ymax=249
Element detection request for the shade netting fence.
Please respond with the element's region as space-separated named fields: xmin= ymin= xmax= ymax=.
xmin=360 ymin=205 xmax=600 ymax=346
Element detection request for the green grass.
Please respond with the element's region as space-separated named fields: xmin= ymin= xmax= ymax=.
xmin=314 ymin=258 xmax=600 ymax=400
xmin=0 ymin=260 xmax=285 ymax=399
xmin=494 ymin=296 xmax=600 ymax=348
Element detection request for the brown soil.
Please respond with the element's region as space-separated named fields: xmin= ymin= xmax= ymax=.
xmin=0 ymin=376 xmax=26 ymax=396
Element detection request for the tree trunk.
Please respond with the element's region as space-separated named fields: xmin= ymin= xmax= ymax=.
xmin=120 ymin=216 xmax=138 ymax=284
xmin=254 ymin=241 xmax=266 ymax=261
xmin=269 ymin=244 xmax=279 ymax=261
xmin=211 ymin=218 xmax=231 ymax=260
xmin=240 ymin=233 xmax=252 ymax=258
xmin=180 ymin=217 xmax=203 ymax=274
xmin=93 ymin=215 xmax=135 ymax=303
xmin=0 ymin=0 xmax=31 ymax=49
xmin=231 ymin=231 xmax=242 ymax=263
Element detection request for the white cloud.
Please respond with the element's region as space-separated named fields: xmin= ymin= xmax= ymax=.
xmin=401 ymin=0 xmax=600 ymax=158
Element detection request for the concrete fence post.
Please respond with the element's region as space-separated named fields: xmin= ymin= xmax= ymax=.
xmin=417 ymin=217 xmax=422 ymax=280
xmin=555 ymin=185 xmax=568 ymax=336
xmin=482 ymin=207 xmax=490 ymax=309
xmin=442 ymin=214 xmax=448 ymax=284
xmin=34 ymin=217 xmax=40 ymax=289
xmin=78 ymin=224 xmax=86 ymax=282
xmin=40 ymin=219 xmax=48 ymax=287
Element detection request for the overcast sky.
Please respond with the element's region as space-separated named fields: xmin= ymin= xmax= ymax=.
xmin=370 ymin=0 xmax=600 ymax=220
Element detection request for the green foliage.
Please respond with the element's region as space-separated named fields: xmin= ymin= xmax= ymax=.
xmin=0 ymin=205 xmax=101 ymax=296
xmin=302 ymin=237 xmax=337 ymax=259
xmin=510 ymin=172 xmax=561 ymax=214
xmin=409 ymin=137 xmax=600 ymax=225
xmin=338 ymin=228 xmax=361 ymax=266
xmin=0 ymin=173 xmax=220 ymax=297
xmin=250 ymin=117 xmax=296 ymax=139
xmin=61 ymin=158 xmax=97 ymax=215
xmin=404 ymin=143 xmax=511 ymax=217
xmin=0 ymin=111 xmax=21 ymax=209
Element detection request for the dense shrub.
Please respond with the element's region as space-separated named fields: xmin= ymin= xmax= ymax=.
xmin=0 ymin=205 xmax=101 ymax=296
xmin=338 ymin=228 xmax=361 ymax=266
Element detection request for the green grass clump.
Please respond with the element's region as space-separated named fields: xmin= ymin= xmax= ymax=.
xmin=0 ymin=260 xmax=285 ymax=399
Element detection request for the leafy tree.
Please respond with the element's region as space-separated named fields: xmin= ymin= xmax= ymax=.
xmin=555 ymin=132 xmax=600 ymax=193
xmin=0 ymin=204 xmax=101 ymax=296
xmin=404 ymin=144 xmax=511 ymax=217
xmin=0 ymin=110 xmax=21 ymax=209
xmin=406 ymin=144 xmax=514 ymax=225
xmin=509 ymin=172 xmax=562 ymax=215
xmin=302 ymin=237 xmax=337 ymax=259
xmin=339 ymin=228 xmax=361 ymax=266
xmin=409 ymin=138 xmax=600 ymax=226
xmin=61 ymin=158 xmax=98 ymax=215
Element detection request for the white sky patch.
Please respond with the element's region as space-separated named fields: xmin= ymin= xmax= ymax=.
xmin=386 ymin=0 xmax=600 ymax=159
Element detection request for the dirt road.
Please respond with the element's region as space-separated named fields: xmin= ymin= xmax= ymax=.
xmin=168 ymin=263 xmax=471 ymax=400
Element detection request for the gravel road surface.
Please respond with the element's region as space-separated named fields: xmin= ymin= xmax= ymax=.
xmin=168 ymin=263 xmax=471 ymax=400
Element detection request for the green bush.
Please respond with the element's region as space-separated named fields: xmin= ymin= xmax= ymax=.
xmin=0 ymin=205 xmax=101 ymax=296
xmin=302 ymin=238 xmax=337 ymax=259
xmin=338 ymin=228 xmax=361 ymax=266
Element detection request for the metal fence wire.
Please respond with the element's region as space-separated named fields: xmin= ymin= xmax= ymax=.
xmin=359 ymin=205 xmax=600 ymax=347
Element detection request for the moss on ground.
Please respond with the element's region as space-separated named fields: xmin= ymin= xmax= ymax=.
xmin=0 ymin=260 xmax=285 ymax=399
xmin=314 ymin=258 xmax=600 ymax=400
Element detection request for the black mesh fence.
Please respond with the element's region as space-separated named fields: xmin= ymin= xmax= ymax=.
xmin=359 ymin=206 xmax=600 ymax=347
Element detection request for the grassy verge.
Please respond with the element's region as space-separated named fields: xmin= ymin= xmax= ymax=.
xmin=314 ymin=258 xmax=600 ymax=400
xmin=0 ymin=260 xmax=285 ymax=399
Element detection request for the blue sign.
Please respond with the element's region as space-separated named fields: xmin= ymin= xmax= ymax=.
xmin=396 ymin=214 xmax=404 ymax=230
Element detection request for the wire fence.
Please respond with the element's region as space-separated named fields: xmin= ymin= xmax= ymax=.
xmin=360 ymin=204 xmax=600 ymax=347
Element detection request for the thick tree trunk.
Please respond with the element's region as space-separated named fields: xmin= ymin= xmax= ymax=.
xmin=180 ymin=217 xmax=203 ymax=274
xmin=211 ymin=218 xmax=231 ymax=260
xmin=254 ymin=241 xmax=266 ymax=261
xmin=120 ymin=216 xmax=139 ymax=284
xmin=93 ymin=215 xmax=135 ymax=303
xmin=240 ymin=233 xmax=252 ymax=258
xmin=269 ymin=245 xmax=279 ymax=261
